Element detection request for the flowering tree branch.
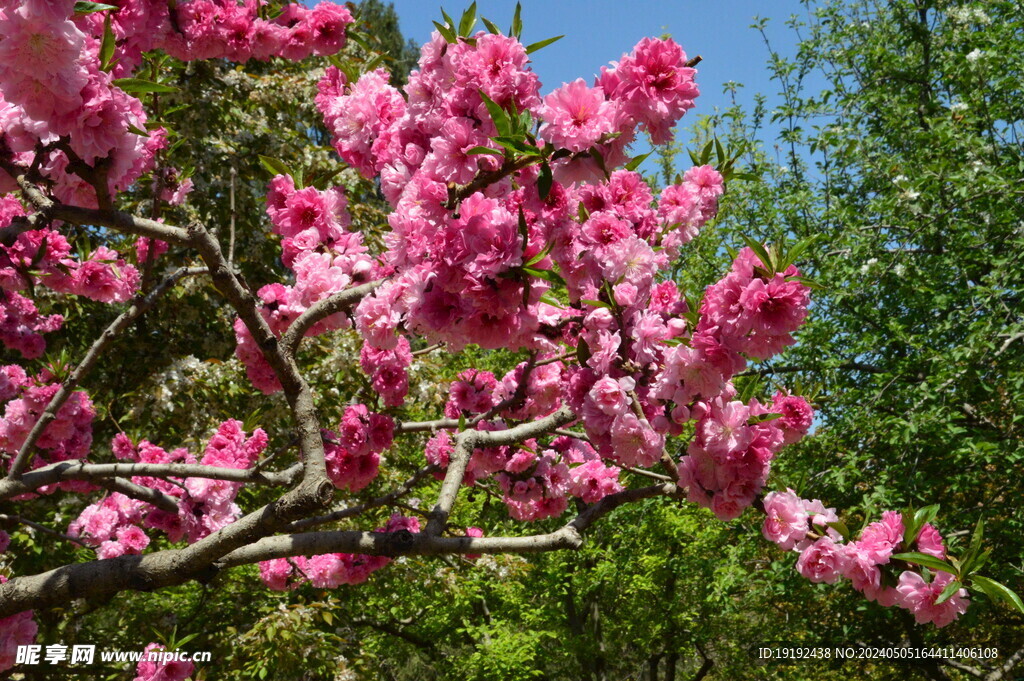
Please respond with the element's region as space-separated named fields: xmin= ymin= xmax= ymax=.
xmin=6 ymin=266 xmax=206 ymax=478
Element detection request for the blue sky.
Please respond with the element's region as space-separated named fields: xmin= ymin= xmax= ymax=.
xmin=387 ymin=0 xmax=824 ymax=156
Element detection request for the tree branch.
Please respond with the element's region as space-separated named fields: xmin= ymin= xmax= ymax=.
xmin=424 ymin=406 xmax=576 ymax=535
xmin=6 ymin=267 xmax=205 ymax=479
xmin=0 ymin=460 xmax=302 ymax=502
xmin=279 ymin=279 xmax=383 ymax=355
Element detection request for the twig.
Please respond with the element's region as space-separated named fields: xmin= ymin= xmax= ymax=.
xmin=0 ymin=513 xmax=87 ymax=547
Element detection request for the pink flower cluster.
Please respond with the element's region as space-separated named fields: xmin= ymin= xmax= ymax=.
xmin=313 ymin=34 xmax=701 ymax=358
xmin=0 ymin=218 xmax=139 ymax=357
xmin=426 ymin=428 xmax=622 ymax=522
xmin=763 ymin=495 xmax=969 ymax=628
xmin=180 ymin=419 xmax=268 ymax=542
xmin=0 ymin=0 xmax=353 ymax=290
xmin=698 ymin=247 xmax=810 ymax=360
xmin=0 ymin=226 xmax=140 ymax=301
xmin=360 ymin=336 xmax=412 ymax=408
xmin=258 ymin=513 xmax=420 ymax=591
xmin=158 ymin=1 xmax=352 ymax=65
xmin=0 ymin=367 xmax=95 ymax=490
xmin=538 ymin=36 xmax=698 ymax=177
xmin=68 ymin=420 xmax=267 ymax=558
xmin=676 ymin=395 xmax=791 ymax=520
xmin=69 ymin=491 xmax=151 ymax=559
xmin=657 ymin=165 xmax=725 ymax=253
xmin=310 ymin=34 xmax=811 ymax=533
xmin=133 ymin=642 xmax=194 ymax=681
xmin=0 ymin=575 xmax=37 ymax=674
xmin=323 ymin=405 xmax=393 ymax=492
xmin=234 ymin=177 xmax=375 ymax=394
xmin=0 ymin=1 xmax=164 ymax=204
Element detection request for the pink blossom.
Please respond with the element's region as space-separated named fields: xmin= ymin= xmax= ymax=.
xmin=0 ymin=574 xmax=37 ymax=673
xmin=259 ymin=558 xmax=295 ymax=591
xmin=609 ymin=411 xmax=664 ymax=467
xmin=761 ymin=489 xmax=809 ymax=550
xmin=896 ymin=570 xmax=969 ymax=628
xmin=602 ymin=38 xmax=699 ymax=144
xmin=796 ymin=536 xmax=847 ymax=584
xmin=133 ymin=643 xmax=194 ymax=681
xmin=857 ymin=511 xmax=905 ymax=564
xmin=588 ymin=376 xmax=634 ymax=416
xmin=569 ymin=460 xmax=623 ymax=503
xmin=916 ymin=523 xmax=947 ymax=559
xmin=539 ymin=79 xmax=618 ymax=152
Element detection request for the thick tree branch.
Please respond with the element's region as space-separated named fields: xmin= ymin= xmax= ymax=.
xmin=218 ymin=482 xmax=674 ymax=569
xmin=279 ymin=279 xmax=383 ymax=355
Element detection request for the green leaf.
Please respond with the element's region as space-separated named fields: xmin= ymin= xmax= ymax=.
xmin=174 ymin=632 xmax=200 ymax=648
xmin=969 ymin=576 xmax=1024 ymax=614
xmin=99 ymin=15 xmax=116 ymax=72
xmin=347 ymin=31 xmax=373 ymax=53
xmin=479 ymin=91 xmax=512 ymax=137
xmin=700 ymin=139 xmax=714 ymax=165
xmin=440 ymin=8 xmax=456 ymax=28
xmin=363 ymin=53 xmax=386 ymax=74
xmin=258 ymin=155 xmax=293 ymax=179
xmin=113 ymin=78 xmax=179 ymax=94
xmin=740 ymin=235 xmax=775 ymax=274
xmin=714 ymin=137 xmax=726 ymax=164
xmin=481 ymin=17 xmax=502 ymax=34
xmin=625 ymin=152 xmax=652 ymax=173
xmin=780 ymin=235 xmax=819 ymax=269
xmin=523 ymin=266 xmax=566 ymax=288
xmin=969 ymin=516 xmax=985 ymax=555
xmin=162 ymin=103 xmax=192 ymax=117
xmin=891 ymin=552 xmax=956 ymax=575
xmin=581 ymin=299 xmax=611 ymax=309
xmin=524 ymin=240 xmax=554 ymax=267
xmin=539 ymin=290 xmax=564 ymax=308
xmin=525 ymin=35 xmax=564 ymax=54
xmin=903 ymin=504 xmax=940 ymax=547
xmin=517 ymin=207 xmax=529 ymax=243
xmin=458 ymin=2 xmax=477 ymax=37
xmin=510 ymin=2 xmax=523 ymax=38
xmin=537 ymin=162 xmax=553 ymax=200
xmin=826 ymin=519 xmax=851 ymax=541
xmin=492 ymin=136 xmax=540 ymax=156
xmin=466 ymin=146 xmax=504 ymax=157
xmin=915 ymin=504 xmax=940 ymax=529
xmin=432 ymin=20 xmax=457 ymax=44
xmin=960 ymin=517 xmax=987 ymax=575
xmin=74 ymin=1 xmax=118 ymax=14
xmin=589 ymin=147 xmax=609 ymax=178
xmin=126 ymin=123 xmax=149 ymax=137
xmin=747 ymin=412 xmax=783 ymax=424
xmin=934 ymin=579 xmax=962 ymax=605
xmin=576 ymin=337 xmax=591 ymax=365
